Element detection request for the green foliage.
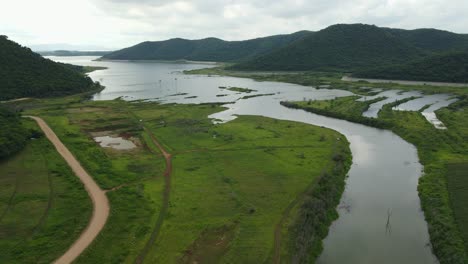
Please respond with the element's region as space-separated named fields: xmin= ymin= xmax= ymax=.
xmin=101 ymin=31 xmax=311 ymax=62
xmin=0 ymin=36 xmax=100 ymax=100
xmin=288 ymin=145 xmax=351 ymax=263
xmin=0 ymin=106 xmax=29 ymax=159
xmin=354 ymin=52 xmax=468 ymax=83
xmin=281 ymin=98 xmax=390 ymax=129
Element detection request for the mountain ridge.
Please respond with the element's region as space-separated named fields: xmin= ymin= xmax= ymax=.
xmin=101 ymin=30 xmax=313 ymax=62
xmin=103 ymin=24 xmax=468 ymax=75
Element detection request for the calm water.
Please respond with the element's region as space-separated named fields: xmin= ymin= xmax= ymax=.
xmin=49 ymin=56 xmax=438 ymax=263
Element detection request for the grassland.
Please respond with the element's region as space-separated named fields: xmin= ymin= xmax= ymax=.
xmin=6 ymin=96 xmax=351 ymax=263
xmin=0 ymin=119 xmax=91 ymax=263
xmin=282 ymin=95 xmax=468 ymax=264
xmin=447 ymin=163 xmax=468 ymax=255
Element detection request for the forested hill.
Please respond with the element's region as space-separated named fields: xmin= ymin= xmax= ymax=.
xmin=354 ymin=52 xmax=468 ymax=83
xmin=0 ymin=36 xmax=100 ymax=101
xmin=100 ymin=31 xmax=312 ymax=62
xmin=232 ymin=24 xmax=468 ymax=71
xmin=232 ymin=24 xmax=428 ymax=71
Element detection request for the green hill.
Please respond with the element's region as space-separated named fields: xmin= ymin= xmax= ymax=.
xmin=100 ymin=31 xmax=312 ymax=62
xmin=232 ymin=24 xmax=429 ymax=71
xmin=354 ymin=52 xmax=468 ymax=83
xmin=0 ymin=35 xmax=100 ymax=101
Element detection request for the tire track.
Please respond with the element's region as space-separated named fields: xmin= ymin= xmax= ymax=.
xmin=135 ymin=127 xmax=172 ymax=264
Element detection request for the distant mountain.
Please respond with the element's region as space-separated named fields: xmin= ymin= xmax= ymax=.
xmin=0 ymin=35 xmax=100 ymax=100
xmin=354 ymin=52 xmax=468 ymax=83
xmin=232 ymin=24 xmax=430 ymax=71
xmin=100 ymin=31 xmax=312 ymax=62
xmin=29 ymin=43 xmax=111 ymax=52
xmin=38 ymin=50 xmax=112 ymax=57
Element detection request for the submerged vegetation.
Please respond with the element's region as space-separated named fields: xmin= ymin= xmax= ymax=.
xmin=221 ymin=86 xmax=257 ymax=93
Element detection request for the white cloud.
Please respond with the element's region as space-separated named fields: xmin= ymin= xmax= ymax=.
xmin=1 ymin=0 xmax=467 ymax=50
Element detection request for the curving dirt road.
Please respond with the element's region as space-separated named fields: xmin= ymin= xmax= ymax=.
xmin=26 ymin=116 xmax=110 ymax=264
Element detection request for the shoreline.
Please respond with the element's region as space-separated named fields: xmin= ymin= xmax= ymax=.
xmin=342 ymin=76 xmax=468 ymax=87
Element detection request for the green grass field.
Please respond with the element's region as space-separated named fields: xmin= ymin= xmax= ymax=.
xmin=0 ymin=120 xmax=91 ymax=263
xmin=283 ymin=95 xmax=468 ymax=264
xmin=447 ymin=163 xmax=468 ymax=255
xmin=8 ymin=97 xmax=351 ymax=263
xmin=292 ymin=96 xmax=386 ymax=117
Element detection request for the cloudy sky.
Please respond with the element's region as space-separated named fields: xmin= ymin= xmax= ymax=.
xmin=1 ymin=0 xmax=467 ymax=50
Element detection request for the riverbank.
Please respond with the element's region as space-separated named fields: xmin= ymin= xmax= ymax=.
xmin=185 ymin=67 xmax=468 ymax=96
xmin=342 ymin=76 xmax=468 ymax=88
xmin=281 ymin=96 xmax=468 ymax=264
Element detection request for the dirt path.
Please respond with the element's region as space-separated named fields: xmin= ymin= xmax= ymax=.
xmin=30 ymin=156 xmax=55 ymax=237
xmin=26 ymin=116 xmax=110 ymax=264
xmin=135 ymin=127 xmax=172 ymax=264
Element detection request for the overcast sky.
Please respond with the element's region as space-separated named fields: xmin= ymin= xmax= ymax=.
xmin=1 ymin=0 xmax=467 ymax=50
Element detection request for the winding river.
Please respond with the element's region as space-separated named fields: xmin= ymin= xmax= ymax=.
xmin=49 ymin=56 xmax=438 ymax=263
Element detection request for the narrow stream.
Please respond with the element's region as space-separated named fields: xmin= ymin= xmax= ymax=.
xmin=49 ymin=56 xmax=439 ymax=263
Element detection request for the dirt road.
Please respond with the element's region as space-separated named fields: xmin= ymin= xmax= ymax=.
xmin=27 ymin=116 xmax=109 ymax=264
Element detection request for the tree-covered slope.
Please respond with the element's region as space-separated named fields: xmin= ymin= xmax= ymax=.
xmin=0 ymin=36 xmax=99 ymax=100
xmin=387 ymin=28 xmax=468 ymax=53
xmin=354 ymin=52 xmax=468 ymax=83
xmin=232 ymin=24 xmax=427 ymax=71
xmin=100 ymin=31 xmax=312 ymax=62
xmin=0 ymin=106 xmax=29 ymax=159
